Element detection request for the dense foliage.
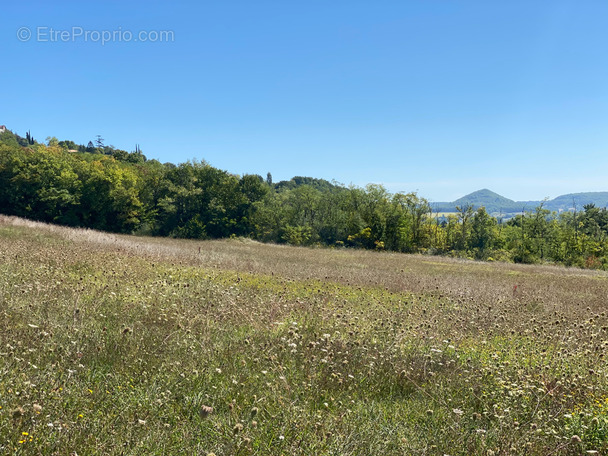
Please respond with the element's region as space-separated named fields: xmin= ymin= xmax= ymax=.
xmin=2 ymin=129 xmax=608 ymax=268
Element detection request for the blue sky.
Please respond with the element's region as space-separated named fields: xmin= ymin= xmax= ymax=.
xmin=2 ymin=1 xmax=607 ymax=201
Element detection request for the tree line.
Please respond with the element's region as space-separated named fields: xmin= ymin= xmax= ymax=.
xmin=1 ymin=129 xmax=608 ymax=269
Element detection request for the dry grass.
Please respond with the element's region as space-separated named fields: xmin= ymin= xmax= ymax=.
xmin=1 ymin=215 xmax=608 ymax=455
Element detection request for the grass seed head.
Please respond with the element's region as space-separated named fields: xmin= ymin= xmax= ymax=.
xmin=199 ymin=405 xmax=213 ymax=419
xmin=12 ymin=407 xmax=25 ymax=421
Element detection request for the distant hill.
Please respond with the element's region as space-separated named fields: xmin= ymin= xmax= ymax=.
xmin=543 ymin=192 xmax=608 ymax=212
xmin=452 ymin=189 xmax=522 ymax=213
xmin=431 ymin=189 xmax=608 ymax=215
xmin=432 ymin=189 xmax=525 ymax=214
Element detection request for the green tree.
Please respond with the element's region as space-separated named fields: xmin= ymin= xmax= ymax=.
xmin=469 ymin=207 xmax=496 ymax=259
xmin=455 ymin=204 xmax=474 ymax=252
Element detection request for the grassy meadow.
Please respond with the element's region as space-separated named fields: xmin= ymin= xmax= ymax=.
xmin=1 ymin=215 xmax=608 ymax=455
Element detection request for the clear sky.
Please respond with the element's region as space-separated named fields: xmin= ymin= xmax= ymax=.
xmin=2 ymin=1 xmax=607 ymax=202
